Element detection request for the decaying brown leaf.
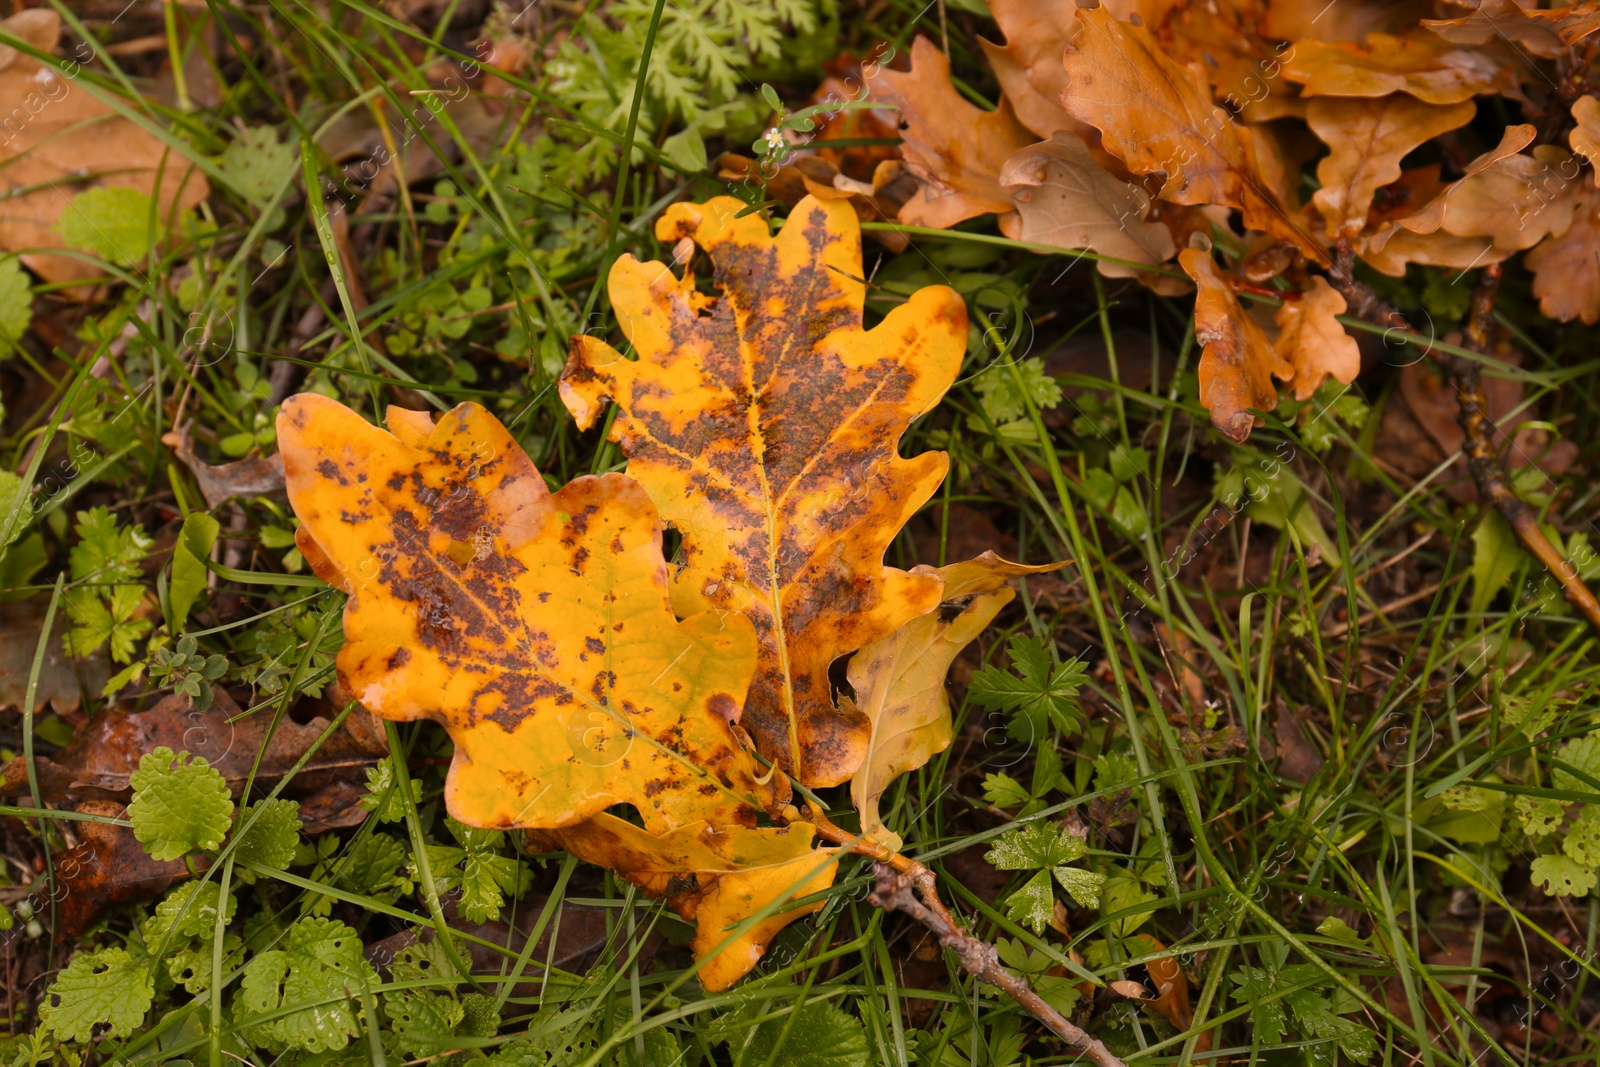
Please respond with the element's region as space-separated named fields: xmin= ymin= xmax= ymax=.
xmin=848 ymin=553 xmax=1057 ymax=847
xmin=1526 ymin=183 xmax=1600 ymax=324
xmin=1274 ymin=276 xmax=1360 ymax=401
xmin=979 ymin=0 xmax=1084 ymax=141
xmin=1280 ymin=31 xmax=1520 ymax=105
xmin=0 ymin=9 xmax=209 ymax=288
xmin=0 ymin=598 xmax=111 ymax=715
xmin=872 ymin=37 xmax=1032 ymax=229
xmin=1363 ymin=126 xmax=1585 ymax=275
xmin=997 ymin=132 xmax=1177 ymax=284
xmin=162 ymin=424 xmax=287 ymax=509
xmin=1181 ymin=245 xmax=1291 ymax=443
xmin=1570 ymin=95 xmax=1600 ymax=184
xmin=0 ymin=688 xmax=387 ymax=831
xmin=1423 ymin=0 xmax=1600 ymax=57
xmin=564 ymin=195 xmax=967 ymax=789
xmin=1307 ymin=95 xmax=1477 ymax=239
xmin=1061 ymin=9 xmax=1250 ymax=210
xmin=45 ymin=800 xmax=194 ymax=939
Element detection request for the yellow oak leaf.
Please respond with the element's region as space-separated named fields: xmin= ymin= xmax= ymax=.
xmin=540 ymin=815 xmax=836 ymax=991
xmin=1180 ymin=245 xmax=1291 ymax=443
xmin=1307 ymin=95 xmax=1477 ymax=239
xmin=848 ymin=553 xmax=1059 ymax=848
xmin=871 ymin=37 xmax=1033 ymax=229
xmin=563 ymin=195 xmax=966 ymax=790
xmin=278 ymin=395 xmax=776 ymax=835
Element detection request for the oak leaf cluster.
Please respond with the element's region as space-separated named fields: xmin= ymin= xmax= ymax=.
xmin=848 ymin=0 xmax=1600 ymax=439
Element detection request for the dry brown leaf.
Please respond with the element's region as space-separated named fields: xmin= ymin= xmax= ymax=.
xmin=563 ymin=195 xmax=966 ymax=788
xmin=0 ymin=688 xmax=387 ymax=831
xmin=1570 ymin=95 xmax=1600 ymax=185
xmin=1307 ymin=95 xmax=1477 ymax=239
xmin=1238 ymin=124 xmax=1331 ymax=264
xmin=162 ymin=424 xmax=286 ymax=509
xmin=1280 ymin=31 xmax=1520 ymax=105
xmin=979 ymin=0 xmax=1084 ymax=140
xmin=1423 ymin=0 xmax=1600 ymax=58
xmin=1389 ymin=129 xmax=1580 ymax=249
xmin=1526 ymin=183 xmax=1600 ymax=324
xmin=1263 ymin=0 xmax=1435 ymax=43
xmin=1180 ymin=245 xmax=1291 ymax=442
xmin=1274 ymin=276 xmax=1360 ymax=401
xmin=0 ymin=9 xmax=209 ymax=288
xmin=1062 ymin=8 xmax=1249 ymax=209
xmin=872 ymin=37 xmax=1032 ymax=228
xmin=0 ymin=597 xmax=111 ymax=716
xmin=848 ymin=553 xmax=1057 ymax=848
xmin=997 ymin=132 xmax=1177 ymax=283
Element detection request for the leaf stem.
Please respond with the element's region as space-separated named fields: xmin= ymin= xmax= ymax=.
xmin=803 ymin=803 xmax=1126 ymax=1066
xmin=1327 ymin=249 xmax=1600 ymax=631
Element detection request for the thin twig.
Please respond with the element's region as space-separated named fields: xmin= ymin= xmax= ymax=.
xmin=803 ymin=807 xmax=1126 ymax=1067
xmin=866 ymin=864 xmax=1128 ymax=1067
xmin=1327 ymin=248 xmax=1600 ymax=631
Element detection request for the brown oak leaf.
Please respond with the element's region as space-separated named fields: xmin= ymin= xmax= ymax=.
xmin=1181 ymin=245 xmax=1291 ymax=442
xmin=0 ymin=9 xmax=209 ymax=288
xmin=1279 ymin=31 xmax=1521 ymax=105
xmin=1273 ymin=276 xmax=1360 ymax=401
xmin=1307 ymin=95 xmax=1477 ymax=239
xmin=871 ymin=37 xmax=1032 ymax=229
xmin=997 ymin=132 xmax=1177 ymax=284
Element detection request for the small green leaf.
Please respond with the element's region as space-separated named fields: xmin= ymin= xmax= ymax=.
xmin=1554 ymin=735 xmax=1600 ymax=793
xmin=1471 ymin=511 xmax=1525 ymax=615
xmin=1101 ymin=870 xmax=1159 ymax=936
xmin=984 ymin=821 xmax=1086 ymax=871
xmin=39 ymin=948 xmax=153 ymax=1042
xmin=1515 ymin=795 xmax=1568 ymax=837
xmin=661 ymin=127 xmax=709 ymax=172
xmin=714 ymin=993 xmax=869 ymax=1067
xmin=57 ymin=187 xmax=160 ymax=267
xmin=1000 ymin=869 xmax=1056 ymax=935
xmin=234 ymin=798 xmax=303 ymax=870
xmin=238 ymin=916 xmax=376 ymax=1052
xmin=128 ymin=747 xmax=234 ymax=861
xmin=1051 ymin=865 xmax=1106 ymax=909
xmin=169 ymin=511 xmax=220 ymax=632
xmin=0 ymin=256 xmax=32 ymax=352
xmin=222 ymin=126 xmax=299 ymax=202
xmin=981 ymin=773 xmax=1031 ymax=809
xmin=973 ymin=357 xmax=1061 ymax=423
xmin=1530 ymin=854 xmax=1598 ymax=897
xmin=1563 ymin=804 xmax=1600 ymax=867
